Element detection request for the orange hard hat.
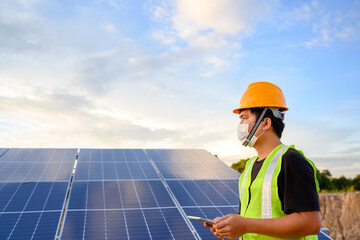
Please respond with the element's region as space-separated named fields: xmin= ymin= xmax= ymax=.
xmin=233 ymin=82 xmax=288 ymax=114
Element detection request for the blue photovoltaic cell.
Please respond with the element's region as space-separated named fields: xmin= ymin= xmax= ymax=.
xmin=143 ymin=208 xmax=196 ymax=240
xmin=78 ymin=149 xmax=150 ymax=162
xmin=0 ymin=161 xmax=75 ymax=182
xmin=74 ymin=161 xmax=159 ymax=180
xmin=0 ymin=148 xmax=77 ymax=182
xmin=147 ymin=149 xmax=219 ymax=162
xmin=168 ymin=180 xmax=238 ymax=207
xmin=167 ymin=180 xmax=239 ymax=207
xmin=207 ymin=179 xmax=239 ymax=205
xmin=0 ymin=182 xmax=68 ymax=212
xmin=146 ymin=149 xmax=239 ymax=179
xmin=0 ymin=211 xmax=61 ymax=240
xmin=62 ymin=208 xmax=196 ymax=240
xmin=154 ymin=160 xmax=239 ymax=179
xmin=68 ymin=180 xmax=175 ymax=210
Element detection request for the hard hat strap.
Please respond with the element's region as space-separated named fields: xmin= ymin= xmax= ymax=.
xmin=243 ymin=107 xmax=268 ymax=147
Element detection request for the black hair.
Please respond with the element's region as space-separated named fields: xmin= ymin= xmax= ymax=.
xmin=249 ymin=107 xmax=285 ymax=139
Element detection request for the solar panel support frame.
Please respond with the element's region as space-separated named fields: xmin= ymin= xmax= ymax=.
xmin=0 ymin=148 xmax=9 ymax=158
xmin=55 ymin=148 xmax=80 ymax=240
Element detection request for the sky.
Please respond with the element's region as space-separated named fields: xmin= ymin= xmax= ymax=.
xmin=1 ymin=0 xmax=360 ymax=178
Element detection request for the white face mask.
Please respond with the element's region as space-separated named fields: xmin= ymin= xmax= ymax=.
xmin=237 ymin=123 xmax=265 ymax=148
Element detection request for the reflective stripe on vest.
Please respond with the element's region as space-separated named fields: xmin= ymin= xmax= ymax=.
xmin=261 ymin=145 xmax=288 ymax=219
xmin=240 ymin=157 xmax=257 ymax=203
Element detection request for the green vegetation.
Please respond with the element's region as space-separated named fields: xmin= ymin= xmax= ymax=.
xmin=231 ymin=158 xmax=250 ymax=174
xmin=317 ymin=169 xmax=360 ymax=192
xmin=231 ymin=159 xmax=360 ymax=192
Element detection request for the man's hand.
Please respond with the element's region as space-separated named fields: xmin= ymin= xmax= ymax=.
xmin=204 ymin=211 xmax=321 ymax=239
xmin=204 ymin=214 xmax=248 ymax=239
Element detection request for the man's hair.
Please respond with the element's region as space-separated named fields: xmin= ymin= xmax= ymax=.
xmin=249 ymin=107 xmax=285 ymax=139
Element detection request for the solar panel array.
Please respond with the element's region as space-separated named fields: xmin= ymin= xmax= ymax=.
xmin=0 ymin=148 xmax=332 ymax=240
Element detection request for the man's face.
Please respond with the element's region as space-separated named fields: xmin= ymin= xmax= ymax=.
xmin=239 ymin=109 xmax=256 ymax=125
xmin=239 ymin=109 xmax=266 ymax=138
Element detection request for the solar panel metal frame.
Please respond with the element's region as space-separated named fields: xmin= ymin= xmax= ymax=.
xmin=0 ymin=148 xmax=9 ymax=158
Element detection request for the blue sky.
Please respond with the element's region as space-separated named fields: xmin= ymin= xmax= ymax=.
xmin=1 ymin=0 xmax=359 ymax=177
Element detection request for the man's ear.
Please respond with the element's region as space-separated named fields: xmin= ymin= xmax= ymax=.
xmin=263 ymin=118 xmax=272 ymax=130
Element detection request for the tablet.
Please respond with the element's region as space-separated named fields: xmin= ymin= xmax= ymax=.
xmin=187 ymin=216 xmax=215 ymax=225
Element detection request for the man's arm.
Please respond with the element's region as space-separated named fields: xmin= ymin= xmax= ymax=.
xmin=207 ymin=211 xmax=320 ymax=239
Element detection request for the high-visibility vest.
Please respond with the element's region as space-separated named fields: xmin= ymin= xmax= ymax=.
xmin=238 ymin=144 xmax=320 ymax=240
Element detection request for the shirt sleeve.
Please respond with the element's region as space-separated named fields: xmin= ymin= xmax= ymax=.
xmin=278 ymin=149 xmax=320 ymax=214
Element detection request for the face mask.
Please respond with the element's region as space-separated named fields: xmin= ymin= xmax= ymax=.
xmin=237 ymin=123 xmax=265 ymax=147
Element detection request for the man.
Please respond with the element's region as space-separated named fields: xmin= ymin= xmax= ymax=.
xmin=205 ymin=82 xmax=321 ymax=239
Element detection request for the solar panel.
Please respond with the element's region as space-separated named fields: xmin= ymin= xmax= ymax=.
xmin=0 ymin=211 xmax=62 ymax=239
xmin=164 ymin=178 xmax=239 ymax=239
xmin=59 ymin=149 xmax=198 ymax=239
xmin=62 ymin=208 xmax=196 ymax=240
xmin=167 ymin=179 xmax=239 ymax=207
xmin=67 ymin=180 xmax=175 ymax=210
xmin=74 ymin=149 xmax=159 ymax=181
xmin=0 ymin=182 xmax=66 ymax=239
xmin=146 ymin=149 xmax=240 ymax=179
xmin=141 ymin=149 xmax=241 ymax=239
xmin=0 ymin=148 xmax=77 ymax=182
xmin=0 ymin=182 xmax=68 ymax=212
xmin=62 ymin=180 xmax=196 ymax=239
xmin=0 ymin=148 xmax=77 ymax=240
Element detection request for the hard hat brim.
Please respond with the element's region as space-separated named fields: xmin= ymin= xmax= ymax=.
xmin=233 ymin=106 xmax=288 ymax=114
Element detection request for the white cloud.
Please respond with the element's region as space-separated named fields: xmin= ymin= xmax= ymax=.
xmin=149 ymin=0 xmax=274 ymax=48
xmin=200 ymin=56 xmax=231 ymax=77
xmin=0 ymin=85 xmax=183 ymax=148
xmin=282 ymin=3 xmax=312 ymax=26
xmin=98 ymin=0 xmax=125 ymax=10
xmin=281 ymin=1 xmax=360 ymax=48
xmin=147 ymin=0 xmax=273 ymax=75
xmin=151 ymin=30 xmax=176 ymax=45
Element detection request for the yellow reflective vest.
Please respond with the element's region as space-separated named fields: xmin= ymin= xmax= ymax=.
xmin=238 ymin=144 xmax=319 ymax=240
